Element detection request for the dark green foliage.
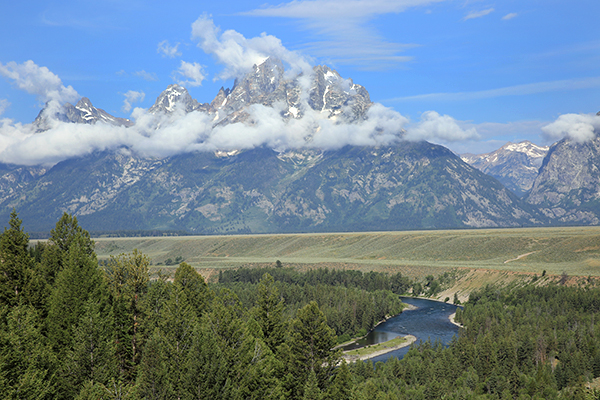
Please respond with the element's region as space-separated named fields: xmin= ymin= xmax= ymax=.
xmin=0 ymin=304 xmax=55 ymax=399
xmin=0 ymin=209 xmax=39 ymax=307
xmin=4 ymin=212 xmax=600 ymax=399
xmin=286 ymin=301 xmax=340 ymax=398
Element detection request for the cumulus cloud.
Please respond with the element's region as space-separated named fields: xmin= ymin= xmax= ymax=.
xmin=157 ymin=40 xmax=182 ymax=58
xmin=405 ymin=111 xmax=479 ymax=142
xmin=191 ymin=14 xmax=313 ymax=80
xmin=134 ymin=70 xmax=158 ymax=81
xmin=173 ymin=61 xmax=206 ymax=87
xmin=122 ymin=91 xmax=145 ymax=113
xmin=541 ymin=113 xmax=600 ymax=143
xmin=463 ymin=8 xmax=494 ymax=21
xmin=0 ymin=99 xmax=9 ymax=116
xmin=0 ymin=60 xmax=79 ymax=105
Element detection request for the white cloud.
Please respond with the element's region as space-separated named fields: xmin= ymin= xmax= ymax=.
xmin=242 ymin=0 xmax=444 ymax=69
xmin=0 ymin=99 xmax=9 ymax=116
xmin=463 ymin=8 xmax=494 ymax=21
xmin=541 ymin=113 xmax=600 ymax=143
xmin=502 ymin=13 xmax=518 ymax=20
xmin=134 ymin=70 xmax=158 ymax=81
xmin=173 ymin=61 xmax=207 ymax=87
xmin=122 ymin=91 xmax=145 ymax=113
xmin=191 ymin=14 xmax=313 ymax=80
xmin=0 ymin=60 xmax=79 ymax=105
xmin=405 ymin=111 xmax=480 ymax=142
xmin=158 ymin=40 xmax=182 ymax=58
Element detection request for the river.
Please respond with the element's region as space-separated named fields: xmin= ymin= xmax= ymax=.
xmin=343 ymin=297 xmax=461 ymax=362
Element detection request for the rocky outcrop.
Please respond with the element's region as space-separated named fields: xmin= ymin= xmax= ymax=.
xmin=34 ymin=97 xmax=133 ymax=131
xmin=525 ymin=133 xmax=600 ymax=224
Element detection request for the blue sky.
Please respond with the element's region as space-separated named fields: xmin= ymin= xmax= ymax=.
xmin=0 ymin=0 xmax=599 ymax=159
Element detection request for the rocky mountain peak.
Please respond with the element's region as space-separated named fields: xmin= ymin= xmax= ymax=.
xmin=149 ymin=84 xmax=208 ymax=114
xmin=461 ymin=140 xmax=549 ymax=197
xmin=525 ymin=132 xmax=600 ymax=224
xmin=33 ymin=97 xmax=132 ymax=132
xmin=209 ymin=57 xmax=372 ymax=125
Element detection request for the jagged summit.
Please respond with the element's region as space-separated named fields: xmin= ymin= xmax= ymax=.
xmin=33 ymin=97 xmax=132 ymax=132
xmin=147 ymin=57 xmax=373 ymax=127
xmin=148 ymin=84 xmax=209 ymax=114
xmin=461 ymin=140 xmax=549 ymax=196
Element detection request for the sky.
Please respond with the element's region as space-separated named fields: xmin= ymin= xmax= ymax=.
xmin=0 ymin=0 xmax=599 ymax=165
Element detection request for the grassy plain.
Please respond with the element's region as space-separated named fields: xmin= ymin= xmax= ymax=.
xmin=93 ymin=227 xmax=600 ymax=284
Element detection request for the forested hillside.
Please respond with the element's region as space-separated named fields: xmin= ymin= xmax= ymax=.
xmin=2 ymin=211 xmax=600 ymax=399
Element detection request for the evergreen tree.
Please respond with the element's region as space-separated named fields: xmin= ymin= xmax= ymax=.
xmin=41 ymin=212 xmax=95 ymax=287
xmin=287 ymin=301 xmax=340 ymax=398
xmin=0 ymin=209 xmax=36 ymax=307
xmin=104 ymin=249 xmax=150 ymax=380
xmin=0 ymin=304 xmax=55 ymax=399
xmin=173 ymin=262 xmax=210 ymax=317
xmin=46 ymin=235 xmax=106 ymax=354
xmin=252 ymin=273 xmax=286 ymax=353
xmin=62 ymin=297 xmax=114 ymax=398
xmin=303 ymin=369 xmax=323 ymax=400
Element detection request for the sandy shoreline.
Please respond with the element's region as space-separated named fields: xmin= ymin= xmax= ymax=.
xmin=448 ymin=312 xmax=462 ymax=327
xmin=343 ymin=335 xmax=417 ymax=362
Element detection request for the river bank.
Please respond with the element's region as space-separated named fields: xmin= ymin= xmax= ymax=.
xmin=342 ymin=335 xmax=417 ymax=362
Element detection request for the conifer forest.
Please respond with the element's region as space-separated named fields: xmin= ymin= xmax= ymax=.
xmin=2 ymin=211 xmax=600 ymax=399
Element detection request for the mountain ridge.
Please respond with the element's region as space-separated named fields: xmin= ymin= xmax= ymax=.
xmin=1 ymin=59 xmax=597 ymax=232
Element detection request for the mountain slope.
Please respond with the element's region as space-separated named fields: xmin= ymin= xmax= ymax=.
xmin=1 ymin=143 xmax=544 ymax=233
xmin=461 ymin=141 xmax=549 ymax=196
xmin=525 ymin=133 xmax=600 ymax=224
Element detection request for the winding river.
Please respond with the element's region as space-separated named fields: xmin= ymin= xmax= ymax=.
xmin=343 ymin=297 xmax=461 ymax=362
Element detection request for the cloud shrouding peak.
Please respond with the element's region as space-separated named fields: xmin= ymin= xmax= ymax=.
xmin=191 ymin=14 xmax=313 ymax=81
xmin=542 ymin=113 xmax=600 ymax=143
xmin=0 ymin=60 xmax=79 ymax=105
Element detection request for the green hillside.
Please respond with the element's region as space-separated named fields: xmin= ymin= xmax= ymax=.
xmin=93 ymin=226 xmax=600 ymax=278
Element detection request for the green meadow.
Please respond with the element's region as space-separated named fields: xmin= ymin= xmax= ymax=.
xmin=93 ymin=226 xmax=600 ymax=280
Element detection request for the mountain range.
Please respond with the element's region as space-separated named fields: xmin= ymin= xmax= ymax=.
xmin=1 ymin=58 xmax=598 ymax=233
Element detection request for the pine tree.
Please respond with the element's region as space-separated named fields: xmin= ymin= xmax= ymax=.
xmin=253 ymin=273 xmax=286 ymax=353
xmin=46 ymin=235 xmax=106 ymax=354
xmin=287 ymin=301 xmax=340 ymax=398
xmin=104 ymin=249 xmax=150 ymax=379
xmin=41 ymin=212 xmax=95 ymax=287
xmin=0 ymin=209 xmax=36 ymax=307
xmin=303 ymin=369 xmax=323 ymax=400
xmin=62 ymin=297 xmax=114 ymax=398
xmin=173 ymin=262 xmax=210 ymax=317
xmin=0 ymin=304 xmax=55 ymax=399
